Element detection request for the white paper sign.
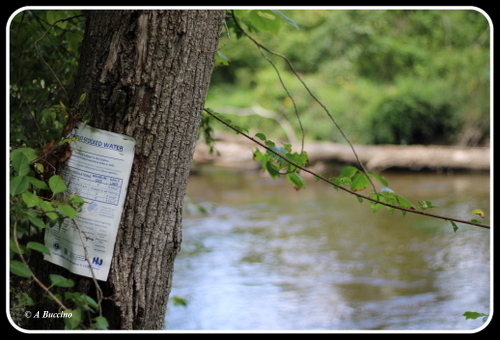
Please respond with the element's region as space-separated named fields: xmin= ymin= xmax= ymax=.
xmin=44 ymin=122 xmax=135 ymax=281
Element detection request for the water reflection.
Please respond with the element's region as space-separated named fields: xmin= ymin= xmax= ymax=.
xmin=165 ymin=168 xmax=490 ymax=331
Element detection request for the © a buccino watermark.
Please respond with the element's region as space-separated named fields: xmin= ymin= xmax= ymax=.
xmin=24 ymin=310 xmax=73 ymax=319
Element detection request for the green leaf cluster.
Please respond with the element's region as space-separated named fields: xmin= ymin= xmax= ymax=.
xmin=61 ymin=292 xmax=102 ymax=330
xmin=253 ymin=133 xmax=307 ymax=190
xmin=206 ymin=109 xmax=250 ymax=136
xmin=327 ymin=165 xmax=445 ymax=220
xmin=369 ymin=191 xmax=416 ymax=216
xmin=10 ymin=10 xmax=85 ymax=146
xmin=214 ymin=10 xmax=298 ymax=69
xmin=9 ymin=146 xmax=70 ymax=246
xmin=329 ymin=166 xmax=387 ymax=192
xmin=9 ymin=146 xmax=84 ymax=237
xmin=9 ymin=143 xmax=107 ymax=330
xmin=228 ymin=10 xmax=298 ymax=37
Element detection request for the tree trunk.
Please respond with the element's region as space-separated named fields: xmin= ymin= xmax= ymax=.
xmin=18 ymin=9 xmax=225 ymax=330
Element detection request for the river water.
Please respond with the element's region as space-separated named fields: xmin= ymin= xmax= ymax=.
xmin=164 ymin=167 xmax=491 ymax=332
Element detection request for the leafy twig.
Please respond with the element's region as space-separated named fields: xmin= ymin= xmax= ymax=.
xmin=229 ymin=10 xmax=377 ymax=193
xmin=204 ymin=108 xmax=490 ymax=230
xmin=257 ymin=47 xmax=305 ymax=153
xmin=12 ymin=221 xmax=69 ymax=311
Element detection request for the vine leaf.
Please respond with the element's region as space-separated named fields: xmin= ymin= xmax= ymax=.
xmin=271 ymin=10 xmax=300 ymax=30
xmin=255 ymin=132 xmax=267 ymax=141
xmin=39 ymin=200 xmax=59 ymax=220
xmin=369 ymin=193 xmax=384 ymax=212
xmin=463 ymin=311 xmax=488 ymax=322
xmin=368 ymin=172 xmax=388 ymax=187
xmin=418 ymin=200 xmax=438 ymax=210
xmin=339 ymin=166 xmax=358 ymax=179
xmin=215 ymin=51 xmax=231 ymax=66
xmin=92 ymin=316 xmax=109 ymax=330
xmin=25 ymin=209 xmax=47 ymax=229
xmin=286 ymin=172 xmax=305 ymax=191
xmin=69 ymin=194 xmax=85 ymax=208
xmin=450 ymin=221 xmax=459 ymax=233
xmin=22 ymin=191 xmax=41 ymax=208
xmin=64 ymin=307 xmax=83 ymax=330
xmin=10 ymin=240 xmax=27 ymax=255
xmin=471 ymin=209 xmax=485 ymax=218
xmin=45 ymin=11 xmax=68 ymax=30
xmin=49 ymin=274 xmax=75 ymax=288
xmin=27 ymin=241 xmax=51 ymax=255
xmin=10 ymin=260 xmax=32 ymax=278
xmin=48 ymin=175 xmax=67 ymax=195
xmin=332 ymin=166 xmax=381 ymax=192
xmin=26 ymin=176 xmax=49 ymax=190
xmin=58 ymin=204 xmax=77 ymax=219
xmin=10 ymin=147 xmax=38 ymax=163
xmin=10 ymin=176 xmax=29 ymax=196
xmin=11 ymin=151 xmax=30 ymax=177
xmin=248 ymin=10 xmax=282 ymax=35
xmin=351 ymin=173 xmax=370 ymax=191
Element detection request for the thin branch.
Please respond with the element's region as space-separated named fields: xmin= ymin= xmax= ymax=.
xmin=72 ymin=219 xmax=104 ymax=317
xmin=229 ymin=11 xmax=377 ymax=193
xmin=11 ymin=221 xmax=69 ymax=311
xmin=18 ymin=89 xmax=46 ymax=143
xmin=257 ymin=47 xmax=305 ymax=153
xmin=204 ymin=108 xmax=490 ymax=230
xmin=33 ymin=14 xmax=85 ymax=100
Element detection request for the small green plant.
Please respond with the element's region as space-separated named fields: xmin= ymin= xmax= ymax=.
xmin=253 ymin=132 xmax=308 ymax=190
xmin=463 ymin=311 xmax=489 ymax=323
xmin=9 ymin=124 xmax=108 ymax=330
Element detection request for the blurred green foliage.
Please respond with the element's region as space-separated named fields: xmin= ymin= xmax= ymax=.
xmin=208 ymin=9 xmax=490 ymax=146
xmin=9 ymin=9 xmax=490 ymax=148
xmin=9 ymin=10 xmax=85 ymax=147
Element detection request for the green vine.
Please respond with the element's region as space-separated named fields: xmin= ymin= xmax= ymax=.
xmin=227 ymin=10 xmax=377 ymax=193
xmin=9 ymin=89 xmax=108 ymax=329
xmin=9 ymin=10 xmax=109 ymax=330
xmin=9 ymin=140 xmax=108 ymax=330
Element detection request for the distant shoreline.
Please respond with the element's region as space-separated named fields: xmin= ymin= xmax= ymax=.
xmin=192 ymin=137 xmax=490 ymax=173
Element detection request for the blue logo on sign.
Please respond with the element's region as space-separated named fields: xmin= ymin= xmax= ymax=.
xmin=92 ymin=257 xmax=103 ymax=266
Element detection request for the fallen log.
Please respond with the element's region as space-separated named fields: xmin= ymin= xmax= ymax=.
xmin=193 ymin=138 xmax=490 ymax=172
xmin=304 ymin=142 xmax=490 ymax=172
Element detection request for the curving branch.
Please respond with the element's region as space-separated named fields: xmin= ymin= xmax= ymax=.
xmin=204 ymin=108 xmax=490 ymax=230
xmin=229 ymin=10 xmax=377 ymax=193
xmin=11 ymin=221 xmax=69 ymax=311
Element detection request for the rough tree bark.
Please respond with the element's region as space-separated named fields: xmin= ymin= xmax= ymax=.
xmin=17 ymin=9 xmax=226 ymax=330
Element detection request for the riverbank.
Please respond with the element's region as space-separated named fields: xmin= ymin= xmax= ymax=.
xmin=192 ymin=136 xmax=490 ymax=173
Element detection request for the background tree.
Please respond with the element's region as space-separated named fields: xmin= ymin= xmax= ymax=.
xmin=13 ymin=9 xmax=226 ymax=330
xmin=208 ymin=10 xmax=490 ymax=146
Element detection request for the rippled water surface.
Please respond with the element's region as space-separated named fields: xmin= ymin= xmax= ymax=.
xmin=165 ymin=168 xmax=491 ymax=331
